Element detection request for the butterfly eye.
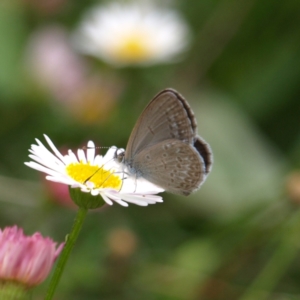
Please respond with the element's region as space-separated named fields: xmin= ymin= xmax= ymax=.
xmin=114 ymin=148 xmax=125 ymax=163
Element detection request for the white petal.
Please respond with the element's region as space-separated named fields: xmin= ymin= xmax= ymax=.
xmin=30 ymin=143 xmax=65 ymax=167
xmin=112 ymin=198 xmax=129 ymax=207
xmin=77 ymin=149 xmax=87 ymax=163
xmin=93 ymin=155 xmax=103 ymax=166
xmin=87 ymin=141 xmax=96 ymax=163
xmin=129 ymin=195 xmax=162 ymax=204
xmin=119 ymin=195 xmax=149 ymax=206
xmin=119 ymin=193 xmax=158 ymax=205
xmin=27 ymin=154 xmax=65 ymax=173
xmin=66 ymin=151 xmax=78 ymax=164
xmin=45 ymin=175 xmax=75 ymax=185
xmin=91 ymin=189 xmax=100 ymax=196
xmin=25 ymin=162 xmax=65 ymax=178
xmin=44 ymin=134 xmax=68 ymax=164
xmin=101 ymin=193 xmax=114 ymax=205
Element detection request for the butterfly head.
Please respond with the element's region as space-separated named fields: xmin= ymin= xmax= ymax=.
xmin=114 ymin=148 xmax=125 ymax=164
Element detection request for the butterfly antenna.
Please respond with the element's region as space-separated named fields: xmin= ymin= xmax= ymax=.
xmin=82 ymin=146 xmax=111 ymax=151
xmin=83 ymin=163 xmax=105 ymax=184
xmin=83 ymin=155 xmax=129 ymax=192
xmin=83 ymin=155 xmax=115 ymax=184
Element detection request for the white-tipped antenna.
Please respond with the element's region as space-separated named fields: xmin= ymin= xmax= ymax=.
xmin=82 ymin=145 xmax=111 ymax=151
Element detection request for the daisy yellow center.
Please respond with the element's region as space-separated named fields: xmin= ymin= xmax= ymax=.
xmin=66 ymin=162 xmax=122 ymax=190
xmin=113 ymin=33 xmax=153 ymax=62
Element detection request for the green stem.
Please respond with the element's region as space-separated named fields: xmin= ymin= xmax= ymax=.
xmin=45 ymin=207 xmax=88 ymax=300
xmin=239 ymin=208 xmax=300 ymax=300
xmin=239 ymin=240 xmax=297 ymax=300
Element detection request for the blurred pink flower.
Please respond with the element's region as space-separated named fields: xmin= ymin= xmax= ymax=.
xmin=26 ymin=26 xmax=88 ymax=103
xmin=0 ymin=226 xmax=64 ymax=287
xmin=44 ymin=177 xmax=77 ymax=209
xmin=25 ymin=26 xmax=123 ymax=124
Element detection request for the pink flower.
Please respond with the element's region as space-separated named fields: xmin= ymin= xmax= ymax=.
xmin=25 ymin=26 xmax=124 ymax=124
xmin=0 ymin=226 xmax=64 ymax=287
xmin=26 ymin=26 xmax=88 ymax=103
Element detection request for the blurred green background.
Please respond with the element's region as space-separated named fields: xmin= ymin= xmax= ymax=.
xmin=1 ymin=0 xmax=300 ymax=299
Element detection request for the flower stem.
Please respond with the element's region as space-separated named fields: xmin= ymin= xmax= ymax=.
xmin=239 ymin=208 xmax=300 ymax=300
xmin=239 ymin=239 xmax=298 ymax=300
xmin=45 ymin=207 xmax=88 ymax=300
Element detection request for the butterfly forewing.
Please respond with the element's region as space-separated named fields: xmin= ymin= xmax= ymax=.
xmin=125 ymin=89 xmax=198 ymax=163
xmin=132 ymin=139 xmax=206 ymax=195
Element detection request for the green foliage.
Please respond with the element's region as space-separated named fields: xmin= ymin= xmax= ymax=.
xmin=1 ymin=0 xmax=300 ymax=299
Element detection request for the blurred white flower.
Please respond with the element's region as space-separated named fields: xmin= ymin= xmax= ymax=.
xmin=72 ymin=2 xmax=191 ymax=66
xmin=25 ymin=135 xmax=164 ymax=207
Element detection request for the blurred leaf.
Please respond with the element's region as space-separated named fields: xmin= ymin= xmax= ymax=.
xmin=0 ymin=1 xmax=28 ymax=101
xmin=172 ymin=238 xmax=220 ymax=274
xmin=0 ymin=175 xmax=40 ymax=207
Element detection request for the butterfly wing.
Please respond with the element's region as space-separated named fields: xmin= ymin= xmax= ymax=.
xmin=125 ymin=89 xmax=198 ymax=162
xmin=193 ymin=136 xmax=213 ymax=175
xmin=131 ymin=139 xmax=206 ymax=196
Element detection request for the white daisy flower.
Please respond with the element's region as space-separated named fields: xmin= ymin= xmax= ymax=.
xmin=25 ymin=135 xmax=164 ymax=207
xmin=72 ymin=2 xmax=190 ymax=67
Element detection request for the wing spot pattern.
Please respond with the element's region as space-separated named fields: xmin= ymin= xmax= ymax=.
xmin=164 ymin=101 xmax=193 ymax=142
